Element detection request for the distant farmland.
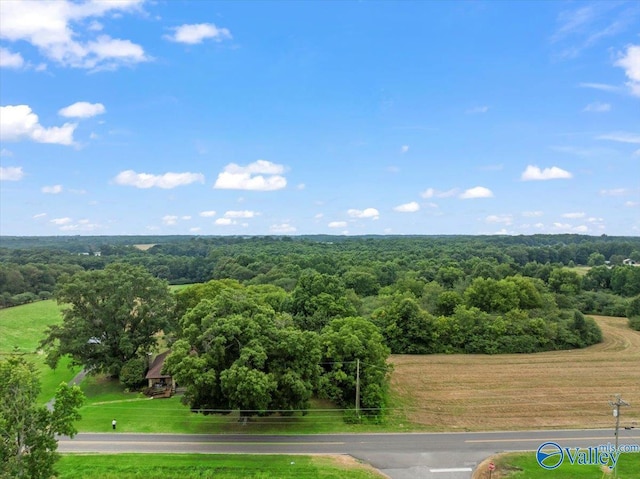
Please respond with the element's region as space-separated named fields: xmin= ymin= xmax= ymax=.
xmin=390 ymin=315 xmax=640 ymax=431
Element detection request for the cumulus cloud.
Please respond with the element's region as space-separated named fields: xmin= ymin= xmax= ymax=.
xmin=597 ymin=132 xmax=640 ymax=144
xmin=0 ymin=0 xmax=148 ymax=70
xmin=162 ymin=215 xmax=178 ymax=225
xmin=421 ymin=187 xmax=458 ymax=199
xmin=165 ymin=23 xmax=232 ymax=44
xmin=50 ymin=217 xmax=72 ymax=225
xmin=393 ymin=201 xmax=420 ymax=213
xmin=328 ymin=221 xmax=347 ymax=228
xmin=521 ymin=165 xmax=572 ymax=181
xmin=485 ymin=214 xmax=513 ymax=224
xmin=459 ymin=186 xmax=494 ymax=199
xmin=270 ymin=223 xmax=297 ymax=234
xmin=224 ymin=210 xmax=257 ymax=218
xmin=583 ymin=102 xmax=611 ymax=112
xmin=42 ymin=184 xmax=63 ymax=194
xmin=199 ymin=210 xmax=217 ymax=217
xmin=59 ymin=101 xmax=105 ymax=118
xmin=400 ymin=145 xmax=409 ymax=153
xmin=214 ymin=160 xmax=287 ymax=191
xmin=215 ymin=218 xmax=235 ymax=226
xmin=347 ymin=208 xmax=380 ymax=219
xmin=114 ymin=170 xmax=205 ymax=189
xmin=615 ymin=44 xmax=640 ymax=96
xmin=0 ymin=47 xmax=24 ymax=68
xmin=0 ymin=166 xmax=24 ymax=181
xmin=1 ymin=105 xmax=76 ymax=145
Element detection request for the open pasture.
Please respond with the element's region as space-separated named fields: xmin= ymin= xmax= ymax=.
xmin=390 ymin=315 xmax=640 ymax=431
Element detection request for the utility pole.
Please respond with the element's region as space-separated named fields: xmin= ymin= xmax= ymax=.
xmin=355 ymin=359 xmax=360 ymax=421
xmin=609 ymin=394 xmax=629 ymax=479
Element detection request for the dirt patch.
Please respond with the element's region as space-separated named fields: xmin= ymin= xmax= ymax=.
xmin=311 ymin=455 xmax=390 ymax=477
xmin=390 ymin=316 xmax=640 ymax=431
xmin=133 ymin=244 xmax=156 ymax=251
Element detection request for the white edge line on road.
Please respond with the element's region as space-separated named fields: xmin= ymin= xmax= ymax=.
xmin=429 ymin=468 xmax=473 ymax=473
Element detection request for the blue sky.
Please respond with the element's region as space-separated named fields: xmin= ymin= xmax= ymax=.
xmin=0 ymin=0 xmax=638 ymax=236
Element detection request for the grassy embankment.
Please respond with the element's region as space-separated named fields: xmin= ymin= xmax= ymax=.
xmin=55 ymin=454 xmax=385 ymax=479
xmin=475 ymin=452 xmax=640 ymax=479
xmin=0 ymin=300 xmax=80 ymax=404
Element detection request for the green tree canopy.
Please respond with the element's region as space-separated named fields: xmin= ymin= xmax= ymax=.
xmin=166 ymin=288 xmax=322 ymax=418
xmin=40 ymin=263 xmax=175 ymax=378
xmin=0 ymin=356 xmax=84 ymax=479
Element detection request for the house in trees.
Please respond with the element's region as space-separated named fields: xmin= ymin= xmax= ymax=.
xmin=145 ymin=351 xmax=175 ymax=397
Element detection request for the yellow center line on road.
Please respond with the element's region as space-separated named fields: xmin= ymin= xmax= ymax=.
xmin=465 ymin=436 xmax=620 ymax=444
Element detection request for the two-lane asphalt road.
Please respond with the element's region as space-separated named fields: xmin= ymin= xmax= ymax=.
xmin=58 ymin=428 xmax=640 ymax=479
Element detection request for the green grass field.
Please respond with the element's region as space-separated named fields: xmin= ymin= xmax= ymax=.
xmin=0 ymin=300 xmax=81 ymax=404
xmin=56 ymin=454 xmax=385 ymax=478
xmin=482 ymin=451 xmax=640 ymax=479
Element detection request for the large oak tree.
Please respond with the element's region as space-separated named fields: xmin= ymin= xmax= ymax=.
xmin=40 ymin=263 xmax=175 ymax=378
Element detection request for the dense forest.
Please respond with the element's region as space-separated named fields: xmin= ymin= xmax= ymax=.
xmin=4 ymin=234 xmax=640 ymax=419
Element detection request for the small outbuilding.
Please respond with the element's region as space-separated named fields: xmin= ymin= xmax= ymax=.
xmin=145 ymin=351 xmax=175 ymax=397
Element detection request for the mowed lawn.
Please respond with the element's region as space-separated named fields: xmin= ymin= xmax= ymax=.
xmin=475 ymin=452 xmax=640 ymax=479
xmin=390 ymin=315 xmax=640 ymax=431
xmin=56 ymin=454 xmax=385 ymax=479
xmin=0 ymin=300 xmax=81 ymax=404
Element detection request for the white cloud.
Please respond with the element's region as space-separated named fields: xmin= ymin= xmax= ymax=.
xmin=1 ymin=105 xmax=76 ymax=145
xmin=165 ymin=23 xmax=232 ymax=44
xmin=420 ymin=187 xmax=459 ymax=199
xmin=114 ymin=170 xmax=205 ymax=189
xmin=599 ymin=188 xmax=628 ymax=196
xmin=562 ymin=212 xmax=585 ymax=219
xmin=400 ymin=145 xmax=409 ymax=153
xmin=578 ymin=82 xmax=620 ymax=92
xmin=328 ymin=221 xmax=347 ymax=228
xmin=521 ymin=165 xmax=573 ymax=181
xmin=0 ymin=47 xmax=24 ymax=68
xmin=615 ymin=44 xmax=640 ymax=97
xmin=466 ymin=105 xmax=489 ymax=114
xmin=181 ymin=216 xmax=191 ymax=220
xmin=162 ymin=215 xmax=178 ymax=225
xmin=215 ymin=218 xmax=235 ymax=226
xmin=214 ymin=160 xmax=287 ymax=191
xmin=50 ymin=217 xmax=72 ymax=225
xmin=583 ymin=102 xmax=611 ymax=112
xmin=33 ymin=213 xmax=47 ymax=219
xmin=347 ymin=208 xmax=380 ymax=219
xmin=314 ymin=213 xmax=324 ymax=219
xmin=626 ymin=201 xmax=639 ymax=207
xmin=522 ymin=210 xmax=544 ymax=217
xmin=485 ymin=214 xmax=513 ymax=224
xmin=270 ymin=223 xmax=296 ymax=234
xmin=0 ymin=0 xmax=148 ymax=70
xmin=597 ymin=132 xmax=640 ymax=144
xmin=393 ymin=201 xmax=420 ymax=213
xmin=42 ymin=184 xmax=63 ymax=194
xmin=0 ymin=166 xmax=24 ymax=181
xmin=459 ymin=186 xmax=494 ymax=199
xmin=190 ymin=227 xmax=201 ymax=233
xmin=297 ymin=183 xmax=305 ymax=190
xmin=199 ymin=210 xmax=217 ymax=217
xmin=59 ymin=101 xmax=105 ymax=118
xmin=0 ymin=148 xmax=13 ymax=157
xmin=224 ymin=210 xmax=257 ymax=218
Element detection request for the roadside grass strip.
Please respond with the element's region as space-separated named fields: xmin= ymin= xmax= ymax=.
xmin=56 ymin=453 xmax=385 ymax=478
